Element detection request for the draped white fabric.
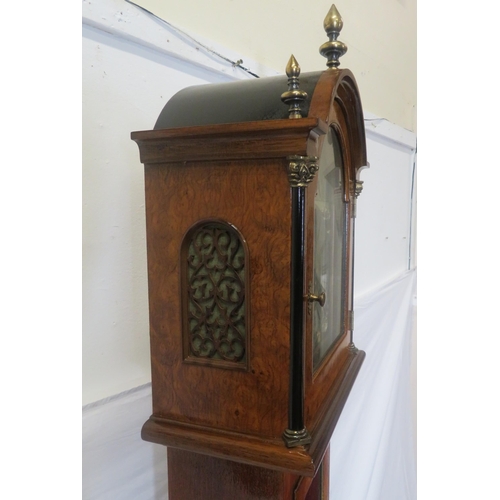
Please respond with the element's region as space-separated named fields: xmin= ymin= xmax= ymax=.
xmin=329 ymin=269 xmax=417 ymax=500
xmin=83 ymin=386 xmax=168 ymax=500
xmin=82 ymin=270 xmax=416 ymax=500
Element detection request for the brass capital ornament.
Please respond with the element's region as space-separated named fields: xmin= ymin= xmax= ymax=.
xmin=286 ymin=155 xmax=319 ymax=187
xmin=350 ymin=179 xmax=364 ymax=218
xmin=354 ymin=180 xmax=364 ymax=198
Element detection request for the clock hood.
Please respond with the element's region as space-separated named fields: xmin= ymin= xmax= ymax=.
xmin=154 ymin=71 xmax=323 ymax=130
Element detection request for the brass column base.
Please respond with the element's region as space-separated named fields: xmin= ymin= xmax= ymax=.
xmin=283 ymin=428 xmax=312 ymax=448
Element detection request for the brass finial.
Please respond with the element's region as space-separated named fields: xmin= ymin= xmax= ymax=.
xmin=319 ymin=4 xmax=347 ymax=68
xmin=281 ymin=55 xmax=308 ymax=119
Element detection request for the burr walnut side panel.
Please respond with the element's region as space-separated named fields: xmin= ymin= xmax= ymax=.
xmin=144 ymin=158 xmax=291 ymax=438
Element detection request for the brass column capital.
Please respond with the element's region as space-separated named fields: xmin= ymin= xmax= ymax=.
xmin=354 ymin=180 xmax=364 ymax=197
xmin=286 ymin=155 xmax=319 ymax=188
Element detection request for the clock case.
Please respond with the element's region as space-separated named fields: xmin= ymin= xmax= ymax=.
xmin=131 ymin=67 xmax=367 ymax=478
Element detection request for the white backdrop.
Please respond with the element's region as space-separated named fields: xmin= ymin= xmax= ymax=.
xmin=83 ymin=1 xmax=417 ymax=498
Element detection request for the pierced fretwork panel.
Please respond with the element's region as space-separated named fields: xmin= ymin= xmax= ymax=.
xmin=182 ymin=221 xmax=248 ymax=367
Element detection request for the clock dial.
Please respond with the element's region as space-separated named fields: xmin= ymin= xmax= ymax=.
xmin=312 ymin=128 xmax=347 ymax=370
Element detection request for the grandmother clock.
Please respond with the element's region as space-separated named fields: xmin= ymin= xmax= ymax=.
xmin=132 ymin=5 xmax=368 ymax=499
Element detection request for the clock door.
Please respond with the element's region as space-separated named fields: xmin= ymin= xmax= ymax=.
xmin=312 ymin=127 xmax=347 ymax=371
